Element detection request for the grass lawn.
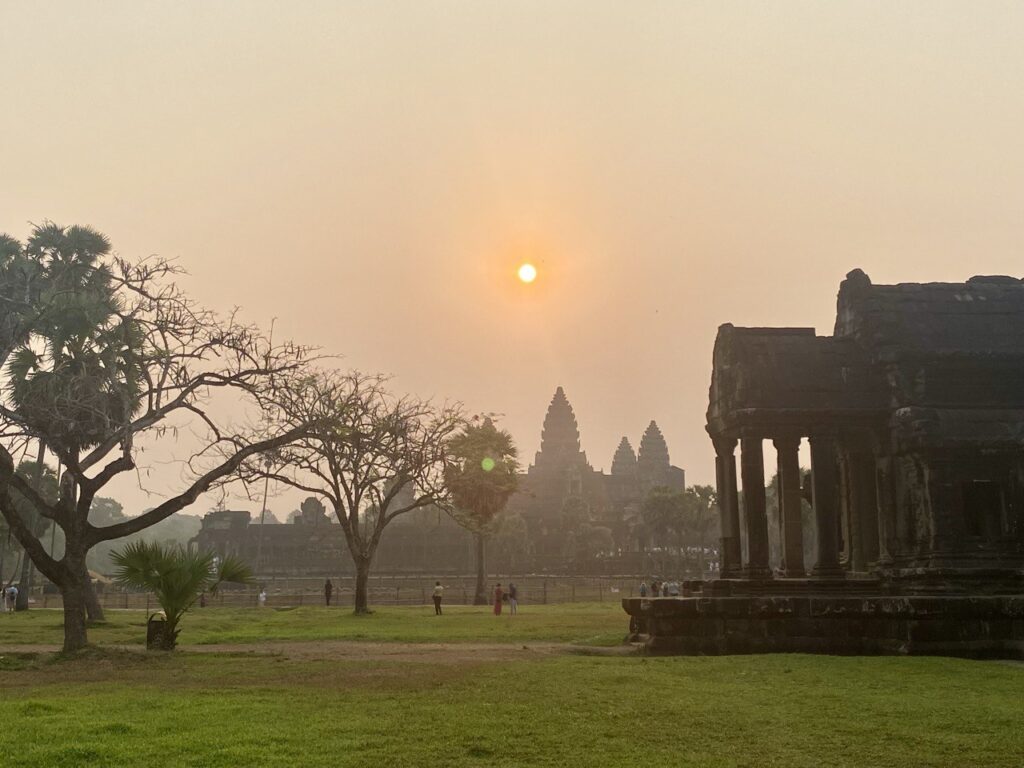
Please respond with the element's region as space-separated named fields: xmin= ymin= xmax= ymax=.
xmin=1 ymin=650 xmax=1023 ymax=767
xmin=0 ymin=602 xmax=627 ymax=647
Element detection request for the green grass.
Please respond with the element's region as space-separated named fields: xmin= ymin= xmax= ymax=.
xmin=1 ymin=650 xmax=1022 ymax=767
xmin=0 ymin=603 xmax=627 ymax=647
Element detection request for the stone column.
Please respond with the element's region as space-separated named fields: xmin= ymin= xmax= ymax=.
xmin=773 ymin=435 xmax=805 ymax=577
xmin=714 ymin=437 xmax=742 ymax=576
xmin=874 ymin=453 xmax=896 ymax=567
xmin=740 ymin=438 xmax=771 ymax=579
xmin=847 ymin=449 xmax=880 ymax=571
xmin=810 ymin=435 xmax=845 ymax=579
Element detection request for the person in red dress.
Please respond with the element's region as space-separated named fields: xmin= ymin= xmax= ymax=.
xmin=493 ymin=583 xmax=503 ymax=615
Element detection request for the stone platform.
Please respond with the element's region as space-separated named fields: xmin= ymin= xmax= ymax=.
xmin=622 ymin=594 xmax=1024 ymax=658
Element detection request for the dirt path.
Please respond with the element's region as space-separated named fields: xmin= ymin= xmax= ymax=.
xmin=0 ymin=639 xmax=635 ymax=663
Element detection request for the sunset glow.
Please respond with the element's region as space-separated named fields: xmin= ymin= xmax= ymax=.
xmin=517 ymin=263 xmax=537 ymax=283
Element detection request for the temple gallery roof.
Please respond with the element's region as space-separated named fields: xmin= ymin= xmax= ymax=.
xmin=836 ymin=269 xmax=1024 ymax=358
xmin=706 ymin=270 xmax=1024 ymax=441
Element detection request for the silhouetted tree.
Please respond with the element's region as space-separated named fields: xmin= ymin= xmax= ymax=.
xmin=445 ymin=417 xmax=518 ymax=604
xmin=681 ymin=485 xmax=719 ymax=574
xmin=245 ymin=371 xmax=462 ymax=614
xmin=8 ymin=459 xmax=58 ymax=610
xmin=492 ymin=512 xmax=529 ymax=573
xmin=0 ymin=223 xmax=316 ymax=651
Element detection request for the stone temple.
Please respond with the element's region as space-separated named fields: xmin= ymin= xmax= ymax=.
xmin=624 ymin=270 xmax=1024 ymax=657
xmin=506 ymin=386 xmax=685 ymax=568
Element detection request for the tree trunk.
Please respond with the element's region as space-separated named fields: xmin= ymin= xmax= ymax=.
xmin=61 ymin=574 xmax=89 ymax=652
xmin=16 ymin=441 xmax=47 ymax=611
xmin=81 ymin=563 xmax=105 ymax=623
xmin=353 ymin=558 xmax=371 ymax=614
xmin=15 ymin=555 xmax=32 ymax=610
xmin=473 ymin=532 xmax=488 ymax=605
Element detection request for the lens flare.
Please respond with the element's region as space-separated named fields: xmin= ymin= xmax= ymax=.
xmin=517 ymin=263 xmax=537 ymax=283
xmin=481 ymin=457 xmax=496 ymax=472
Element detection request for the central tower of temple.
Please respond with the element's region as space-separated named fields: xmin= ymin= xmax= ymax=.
xmin=530 ymin=386 xmax=591 ymax=475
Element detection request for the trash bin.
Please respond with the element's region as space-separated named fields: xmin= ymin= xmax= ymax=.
xmin=146 ymin=612 xmax=167 ymax=650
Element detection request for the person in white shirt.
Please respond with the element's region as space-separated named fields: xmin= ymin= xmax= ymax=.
xmin=257 ymin=588 xmax=267 ymax=607
xmin=432 ymin=581 xmax=444 ymax=615
xmin=4 ymin=585 xmax=18 ymax=612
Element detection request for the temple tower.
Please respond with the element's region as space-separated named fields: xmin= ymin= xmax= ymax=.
xmin=638 ymin=420 xmax=673 ymax=489
xmin=611 ymin=437 xmax=638 ymax=477
xmin=530 ymin=386 xmax=590 ymax=474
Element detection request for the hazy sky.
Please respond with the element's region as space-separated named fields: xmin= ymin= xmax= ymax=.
xmin=2 ymin=2 xmax=1023 ymax=515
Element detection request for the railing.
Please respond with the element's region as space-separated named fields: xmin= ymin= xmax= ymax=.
xmin=29 ymin=574 xmax=682 ymax=610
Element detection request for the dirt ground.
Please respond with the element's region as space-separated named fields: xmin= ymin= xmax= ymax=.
xmin=0 ymin=639 xmax=633 ymax=664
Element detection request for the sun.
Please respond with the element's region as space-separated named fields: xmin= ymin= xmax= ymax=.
xmin=517 ymin=263 xmax=538 ymax=283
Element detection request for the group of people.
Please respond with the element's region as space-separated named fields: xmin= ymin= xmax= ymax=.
xmin=639 ymin=579 xmax=681 ymax=598
xmin=2 ymin=585 xmax=18 ymax=612
xmin=492 ymin=582 xmax=518 ymax=615
xmin=430 ymin=581 xmax=520 ymax=615
xmin=252 ymin=579 xmax=523 ymax=614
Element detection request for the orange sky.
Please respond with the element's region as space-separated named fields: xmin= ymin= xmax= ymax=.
xmin=2 ymin=2 xmax=1023 ymax=516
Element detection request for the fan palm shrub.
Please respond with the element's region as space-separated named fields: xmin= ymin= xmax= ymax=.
xmin=112 ymin=542 xmax=252 ymax=650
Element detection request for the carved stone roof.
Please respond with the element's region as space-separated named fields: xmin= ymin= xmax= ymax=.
xmin=836 ymin=269 xmax=1024 ymax=358
xmin=706 ymin=270 xmax=1024 ymax=443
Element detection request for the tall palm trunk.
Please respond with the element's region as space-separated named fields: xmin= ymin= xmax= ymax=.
xmin=473 ymin=532 xmax=487 ymax=605
xmin=15 ymin=440 xmax=46 ymax=611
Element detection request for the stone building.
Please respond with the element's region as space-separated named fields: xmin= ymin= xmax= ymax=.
xmin=625 ymin=270 xmax=1024 ymax=657
xmin=189 ymin=387 xmax=688 ymax=576
xmin=507 ymin=386 xmax=686 ymax=569
xmin=190 ymin=502 xmax=473 ymax=576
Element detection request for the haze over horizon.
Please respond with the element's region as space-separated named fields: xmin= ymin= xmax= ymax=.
xmin=3 ymin=2 xmax=1024 ymax=515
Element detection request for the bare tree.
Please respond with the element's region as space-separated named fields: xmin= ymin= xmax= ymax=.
xmin=244 ymin=370 xmax=462 ymax=613
xmin=0 ymin=224 xmax=317 ymax=651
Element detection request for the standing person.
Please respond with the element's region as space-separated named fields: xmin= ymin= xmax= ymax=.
xmin=661 ymin=582 xmax=669 ymax=597
xmin=493 ymin=583 xmax=503 ymax=616
xmin=258 ymin=587 xmax=267 ymax=608
xmin=324 ymin=579 xmax=334 ymax=607
xmin=508 ymin=582 xmax=518 ymax=615
xmin=432 ymin=581 xmax=444 ymax=615
xmin=649 ymin=580 xmax=659 ymax=599
xmin=639 ymin=580 xmax=648 ymax=598
xmin=6 ymin=585 xmax=19 ymax=613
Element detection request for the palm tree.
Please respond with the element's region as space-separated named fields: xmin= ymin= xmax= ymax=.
xmin=5 ymin=224 xmax=143 ymax=617
xmin=445 ymin=417 xmax=518 ymax=605
xmin=112 ymin=542 xmax=252 ymax=650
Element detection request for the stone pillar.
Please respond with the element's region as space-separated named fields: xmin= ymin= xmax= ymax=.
xmin=810 ymin=435 xmax=845 ymax=579
xmin=847 ymin=450 xmax=880 ymax=571
xmin=773 ymin=435 xmax=805 ymax=577
xmin=874 ymin=453 xmax=896 ymax=567
xmin=714 ymin=437 xmax=742 ymax=576
xmin=740 ymin=437 xmax=771 ymax=579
